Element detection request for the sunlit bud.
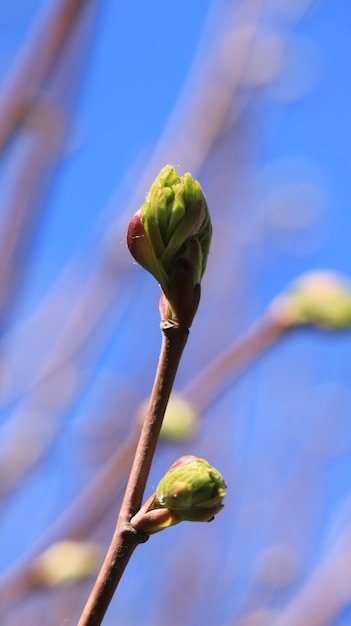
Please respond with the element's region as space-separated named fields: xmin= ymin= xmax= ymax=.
xmin=30 ymin=541 xmax=102 ymax=587
xmin=127 ymin=165 xmax=212 ymax=327
xmin=153 ymin=455 xmax=226 ymax=522
xmin=270 ymin=271 xmax=351 ymax=330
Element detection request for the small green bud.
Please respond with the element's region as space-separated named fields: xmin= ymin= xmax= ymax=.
xmin=136 ymin=395 xmax=198 ymax=441
xmin=127 ymin=165 xmax=212 ymax=327
xmin=153 ymin=455 xmax=226 ymax=522
xmin=270 ymin=271 xmax=351 ymax=330
xmin=130 ymin=456 xmax=226 ymax=535
xmin=160 ymin=395 xmax=199 ymax=441
xmin=30 ymin=541 xmax=102 ymax=587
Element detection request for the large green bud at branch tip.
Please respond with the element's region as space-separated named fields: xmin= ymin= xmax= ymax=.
xmin=127 ymin=166 xmax=212 ymax=328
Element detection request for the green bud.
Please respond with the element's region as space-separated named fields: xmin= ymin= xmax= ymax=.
xmin=136 ymin=395 xmax=198 ymax=441
xmin=31 ymin=541 xmax=102 ymax=587
xmin=160 ymin=395 xmax=199 ymax=441
xmin=127 ymin=165 xmax=212 ymax=327
xmin=271 ymin=271 xmax=351 ymax=330
xmin=153 ymin=455 xmax=226 ymax=522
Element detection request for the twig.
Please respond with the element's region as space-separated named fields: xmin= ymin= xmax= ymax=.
xmin=77 ymin=321 xmax=189 ymax=625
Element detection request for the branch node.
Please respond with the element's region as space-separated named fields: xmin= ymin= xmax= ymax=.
xmin=120 ymin=523 xmax=149 ymax=545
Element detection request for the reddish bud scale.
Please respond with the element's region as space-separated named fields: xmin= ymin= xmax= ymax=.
xmin=167 ymin=455 xmax=199 ymax=472
xmin=165 ymin=257 xmax=201 ymax=328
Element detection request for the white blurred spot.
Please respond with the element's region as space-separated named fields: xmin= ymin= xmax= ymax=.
xmin=259 ymin=157 xmax=328 ymax=254
xmin=0 ymin=409 xmax=53 ymax=492
xmin=269 ymin=35 xmax=322 ymax=101
xmin=245 ymin=34 xmax=286 ymax=86
xmin=255 ymin=543 xmax=299 ymax=589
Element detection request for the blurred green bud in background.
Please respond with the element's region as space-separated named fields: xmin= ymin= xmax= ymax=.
xmin=30 ymin=541 xmax=102 ymax=587
xmin=271 ymin=271 xmax=351 ymax=330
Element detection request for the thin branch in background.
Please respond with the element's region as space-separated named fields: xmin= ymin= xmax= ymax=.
xmin=182 ymin=310 xmax=287 ymax=413
xmin=0 ymin=428 xmax=139 ymax=614
xmin=273 ymin=506 xmax=351 ymax=626
xmin=0 ymin=0 xmax=106 ymax=495
xmin=0 ymin=270 xmax=136 ymax=497
xmin=0 ymin=0 xmax=98 ymax=335
xmin=0 ymin=108 xmax=67 ymax=330
xmin=0 ymin=0 xmax=91 ymax=150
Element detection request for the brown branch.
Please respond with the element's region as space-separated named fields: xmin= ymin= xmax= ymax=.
xmin=77 ymin=321 xmax=189 ymax=626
